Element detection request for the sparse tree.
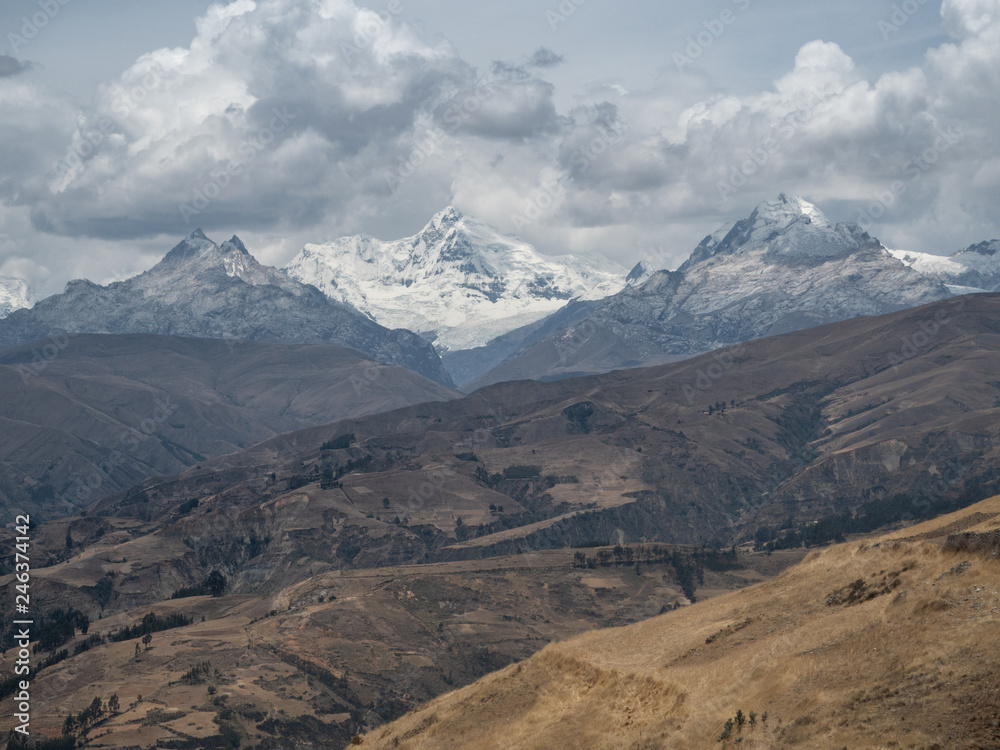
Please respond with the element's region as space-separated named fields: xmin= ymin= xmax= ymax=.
xmin=142 ymin=633 xmax=153 ymax=650
xmin=108 ymin=694 xmax=120 ymax=713
xmin=206 ymin=570 xmax=227 ymax=597
xmin=86 ymin=696 xmax=103 ymax=723
xmin=749 ymin=711 xmax=757 ymax=727
xmin=735 ymin=709 xmax=746 ymax=732
xmin=134 ymin=643 xmax=141 ymax=659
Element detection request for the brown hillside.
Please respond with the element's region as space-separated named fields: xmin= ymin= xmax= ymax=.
xmin=362 ymin=496 xmax=1000 ymax=749
xmin=0 ymin=334 xmax=456 ymax=518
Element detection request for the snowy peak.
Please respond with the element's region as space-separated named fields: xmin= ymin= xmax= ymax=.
xmin=0 ymin=276 xmax=34 ymax=319
xmin=160 ymin=228 xmax=218 ymax=264
xmin=753 ymin=193 xmax=831 ymax=231
xmin=428 ymin=205 xmax=464 ymax=231
xmin=152 ymin=230 xmax=286 ymax=288
xmin=625 ymin=260 xmax=655 ymax=287
xmin=283 ymin=209 xmax=630 ymax=351
xmin=220 ymin=235 xmax=251 ymax=256
xmin=0 ymin=230 xmax=450 ymax=384
xmin=681 ymin=194 xmax=875 ymax=271
xmin=965 ymin=239 xmax=1000 ymax=257
xmin=890 ymin=238 xmax=1000 ymax=293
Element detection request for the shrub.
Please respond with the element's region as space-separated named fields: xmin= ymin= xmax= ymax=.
xmin=502 ymin=465 xmax=541 ymax=479
xmin=321 ymin=433 xmax=355 ymax=451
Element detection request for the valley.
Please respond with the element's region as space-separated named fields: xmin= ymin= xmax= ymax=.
xmin=3 ymin=292 xmax=1000 ymax=747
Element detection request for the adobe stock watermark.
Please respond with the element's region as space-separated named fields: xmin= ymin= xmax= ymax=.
xmin=14 ymin=330 xmax=76 ymax=383
xmin=52 ymin=63 xmax=167 ymax=182
xmin=546 ymin=0 xmax=590 ymax=31
xmin=681 ymin=342 xmax=747 ymax=406
xmin=887 ymin=296 xmax=965 ymax=370
xmin=855 ymin=122 xmax=963 ymax=230
xmin=60 ymin=395 xmax=180 ymax=507
xmin=673 ymin=0 xmax=752 ymax=71
xmin=509 ymin=120 xmax=628 ymax=231
xmin=340 ymin=0 xmax=403 ymax=62
xmin=716 ymin=84 xmax=827 ymax=200
xmin=6 ymin=0 xmax=72 ymax=56
xmin=384 ymin=75 xmax=501 ymax=191
xmin=178 ymin=107 xmax=296 ymax=223
xmin=878 ymin=0 xmax=930 ymax=41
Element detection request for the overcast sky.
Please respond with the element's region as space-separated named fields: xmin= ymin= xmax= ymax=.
xmin=0 ymin=0 xmax=997 ymax=295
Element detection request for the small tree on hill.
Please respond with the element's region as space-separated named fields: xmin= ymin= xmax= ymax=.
xmin=206 ymin=570 xmax=227 ymax=597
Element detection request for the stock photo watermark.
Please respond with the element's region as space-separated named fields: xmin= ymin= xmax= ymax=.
xmin=546 ymin=0 xmax=590 ymax=31
xmin=6 ymin=0 xmax=72 ymax=56
xmin=716 ymin=84 xmax=828 ymax=200
xmin=383 ymin=75 xmax=501 ymax=191
xmin=509 ymin=120 xmax=628 ymax=231
xmin=178 ymin=107 xmax=295 ymax=223
xmin=60 ymin=395 xmax=179 ymax=506
xmin=340 ymin=0 xmax=403 ymax=62
xmin=855 ymin=122 xmax=963 ymax=230
xmin=52 ymin=63 xmax=167 ymax=183
xmin=877 ymin=0 xmax=931 ymax=41
xmin=14 ymin=330 xmax=76 ymax=383
xmin=673 ymin=0 xmax=752 ymax=71
xmin=681 ymin=343 xmax=747 ymax=406
xmin=887 ymin=296 xmax=966 ymax=371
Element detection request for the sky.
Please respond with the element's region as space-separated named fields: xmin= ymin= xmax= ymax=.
xmin=0 ymin=0 xmax=998 ymax=296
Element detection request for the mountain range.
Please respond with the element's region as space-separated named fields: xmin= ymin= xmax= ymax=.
xmin=283 ymin=206 xmax=628 ymax=352
xmin=890 ymin=239 xmax=1000 ymax=293
xmin=451 ymin=194 xmax=955 ymax=388
xmin=0 ymin=231 xmax=451 ymax=385
xmin=1 ymin=196 xmax=997 ymax=394
xmin=6 ymin=292 xmax=1000 ymax=746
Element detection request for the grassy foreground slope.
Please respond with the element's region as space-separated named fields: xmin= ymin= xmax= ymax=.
xmin=362 ymin=497 xmax=1000 ymax=749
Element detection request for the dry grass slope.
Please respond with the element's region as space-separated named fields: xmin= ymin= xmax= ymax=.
xmin=362 ymin=496 xmax=1000 ymax=749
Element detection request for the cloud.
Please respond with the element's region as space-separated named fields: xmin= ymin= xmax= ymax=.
xmin=20 ymin=0 xmax=466 ymax=239
xmin=0 ymin=56 xmax=29 ymax=78
xmin=527 ymin=48 xmax=564 ymax=68
xmin=534 ymin=0 xmax=1000 ymax=264
xmin=18 ymin=0 xmax=577 ymax=243
xmin=2 ymin=0 xmax=999 ymax=290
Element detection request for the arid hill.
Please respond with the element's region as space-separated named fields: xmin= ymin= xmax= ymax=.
xmin=5 ymin=296 xmax=1000 ymax=747
xmin=64 ymin=293 xmax=1000 ymax=589
xmin=362 ymin=495 xmax=1000 ymax=749
xmin=0 ymin=334 xmax=456 ymax=518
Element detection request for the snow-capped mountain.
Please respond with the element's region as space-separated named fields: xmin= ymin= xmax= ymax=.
xmin=890 ymin=240 xmax=1000 ymax=294
xmin=283 ymin=206 xmax=629 ymax=352
xmin=0 ymin=276 xmax=34 ymax=319
xmin=0 ymin=230 xmax=451 ymax=385
xmin=457 ymin=194 xmax=953 ymax=389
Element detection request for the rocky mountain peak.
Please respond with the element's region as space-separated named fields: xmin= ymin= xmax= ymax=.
xmin=221 ymin=235 xmax=250 ymax=255
xmin=283 ymin=209 xmax=629 ymax=352
xmin=159 ymin=228 xmax=220 ymax=265
xmin=681 ymin=194 xmax=875 ymax=272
